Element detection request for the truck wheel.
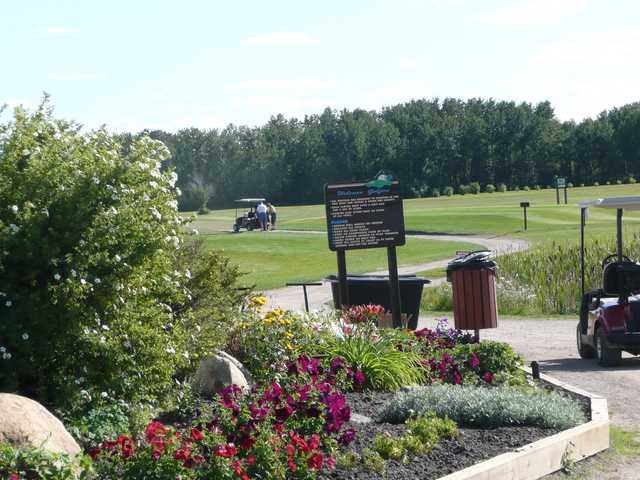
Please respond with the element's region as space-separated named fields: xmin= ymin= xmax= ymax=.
xmin=595 ymin=328 xmax=621 ymax=367
xmin=576 ymin=324 xmax=596 ymax=359
xmin=233 ymin=224 xmax=240 ymax=233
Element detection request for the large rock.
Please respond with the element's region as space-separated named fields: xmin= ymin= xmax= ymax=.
xmin=194 ymin=353 xmax=250 ymax=397
xmin=0 ymin=393 xmax=81 ymax=456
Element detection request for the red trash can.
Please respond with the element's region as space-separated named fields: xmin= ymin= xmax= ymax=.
xmin=446 ymin=251 xmax=498 ymax=331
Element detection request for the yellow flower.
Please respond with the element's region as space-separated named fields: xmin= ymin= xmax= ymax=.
xmin=285 ymin=331 xmax=294 ymax=338
xmin=286 ymin=342 xmax=294 ymax=350
xmin=251 ymin=296 xmax=267 ymax=306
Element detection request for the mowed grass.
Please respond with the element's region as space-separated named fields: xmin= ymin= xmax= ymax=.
xmin=193 ymin=184 xmax=640 ymax=243
xmin=203 ymin=232 xmax=480 ymax=290
xmin=191 ymin=184 xmax=640 ymax=292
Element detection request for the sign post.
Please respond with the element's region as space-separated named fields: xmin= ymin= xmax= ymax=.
xmin=325 ymin=174 xmax=406 ymax=327
xmin=520 ymin=201 xmax=530 ymax=230
xmin=555 ymin=177 xmax=567 ymax=205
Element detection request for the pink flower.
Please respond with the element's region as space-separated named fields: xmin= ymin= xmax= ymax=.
xmin=469 ymin=352 xmax=480 ymax=368
xmin=483 ymin=371 xmax=494 ymax=384
xmin=307 ymin=452 xmax=324 ymax=470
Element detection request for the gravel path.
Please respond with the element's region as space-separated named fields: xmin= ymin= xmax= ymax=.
xmin=264 ymin=233 xmax=528 ymax=311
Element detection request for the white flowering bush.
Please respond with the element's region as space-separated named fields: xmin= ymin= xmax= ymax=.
xmin=0 ymin=102 xmax=238 ymax=412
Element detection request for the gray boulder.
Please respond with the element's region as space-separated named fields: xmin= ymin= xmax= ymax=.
xmin=194 ymin=353 xmax=250 ymax=397
xmin=0 ymin=393 xmax=81 ymax=456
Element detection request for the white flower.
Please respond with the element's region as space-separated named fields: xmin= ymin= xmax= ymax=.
xmin=54 ymin=273 xmax=61 ymax=281
xmin=101 ymin=391 xmax=108 ymax=399
xmin=149 ymin=181 xmax=158 ymax=189
xmin=94 ymin=277 xmax=101 ymax=284
xmin=0 ymin=292 xmax=5 ymax=297
xmin=114 ymin=254 xmax=122 ymax=263
xmin=182 ymin=351 xmax=189 ymax=359
xmin=80 ymin=278 xmax=87 ymax=285
xmin=93 ymin=176 xmax=100 ymax=185
xmin=123 ymin=340 xmax=132 ymax=349
xmin=83 ymin=328 xmax=90 ymax=335
xmin=191 ymin=229 xmax=199 ymax=235
xmin=22 ymin=149 xmax=30 ymax=156
xmin=22 ymin=333 xmax=29 ymax=340
xmin=109 ymin=206 xmax=118 ymax=215
xmin=166 ymin=347 xmax=176 ymax=354
xmin=169 ymin=172 xmax=178 ymax=187
xmin=41 ymin=208 xmax=49 ymax=217
xmin=5 ymin=301 xmax=12 ymax=307
xmin=149 ymin=207 xmax=162 ymax=220
xmin=70 ymin=269 xmax=77 ymax=277
xmin=101 ymin=324 xmax=109 ymax=331
xmin=185 ymin=269 xmax=192 ymax=279
xmin=2 ymin=352 xmax=11 ymax=360
xmin=176 ymin=187 xmax=182 ymax=196
xmin=79 ymin=239 xmax=86 ymax=246
xmin=100 ymin=335 xmax=106 ymax=343
xmin=8 ymin=224 xmax=20 ymax=233
xmin=9 ymin=205 xmax=18 ymax=214
xmin=0 ymin=346 xmax=5 ymax=353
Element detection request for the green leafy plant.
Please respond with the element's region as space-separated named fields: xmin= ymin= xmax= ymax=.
xmin=453 ymin=341 xmax=525 ymax=385
xmin=485 ymin=184 xmax=496 ymax=193
xmin=373 ymin=433 xmax=406 ymax=461
xmin=380 ymin=385 xmax=586 ymax=429
xmin=66 ymin=400 xmax=131 ymax=449
xmin=319 ymin=330 xmax=424 ymax=391
xmin=361 ymin=449 xmax=385 ymax=474
xmin=0 ymin=443 xmax=85 ymax=480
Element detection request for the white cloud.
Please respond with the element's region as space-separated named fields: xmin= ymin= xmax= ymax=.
xmin=527 ymin=28 xmax=640 ymax=120
xmin=397 ymin=57 xmax=418 ymax=70
xmin=243 ymin=31 xmax=317 ymax=46
xmin=37 ymin=26 xmax=79 ymax=36
xmin=359 ymin=80 xmax=431 ymax=110
xmin=48 ymin=73 xmax=105 ymax=81
xmin=227 ymin=78 xmax=335 ymax=92
xmin=477 ymin=0 xmax=588 ymax=27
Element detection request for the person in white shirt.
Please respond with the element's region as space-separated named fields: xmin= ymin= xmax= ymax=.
xmin=256 ymin=202 xmax=268 ymax=231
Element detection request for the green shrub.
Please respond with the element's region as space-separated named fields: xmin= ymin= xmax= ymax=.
xmin=362 ymin=449 xmax=386 ymax=474
xmin=534 ymin=185 xmax=541 ymax=190
xmin=197 ymin=206 xmax=210 ymax=215
xmin=443 ymin=186 xmax=454 ymax=196
xmin=66 ymin=399 xmax=131 ymax=449
xmin=406 ymin=414 xmax=458 ymax=445
xmin=513 ymin=185 xmax=520 ymax=191
xmin=379 ymin=385 xmax=586 ymax=429
xmin=497 ymin=183 xmax=507 ymax=192
xmin=0 ymin=443 xmax=83 ymax=480
xmin=0 ymin=102 xmax=238 ymax=414
xmin=594 ymin=181 xmax=600 ymax=186
xmin=523 ymin=185 xmax=530 ymax=191
xmin=373 ymin=433 xmax=406 ymax=461
xmin=469 ymin=182 xmax=481 ymax=194
xmin=420 ymin=283 xmax=453 ymax=312
xmin=606 ymin=180 xmax=611 ymax=185
xmin=625 ymin=175 xmax=636 ymax=184
xmin=579 ymin=183 xmax=585 ymax=187
xmin=485 ymin=184 xmax=495 ymax=193
xmin=458 ymin=184 xmax=469 ymax=195
xmin=453 ymin=341 xmax=524 ymax=385
xmin=431 ymin=187 xmax=440 ymax=198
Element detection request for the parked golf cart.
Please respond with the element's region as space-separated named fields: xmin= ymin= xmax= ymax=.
xmin=232 ymin=198 xmax=265 ymax=232
xmin=577 ymin=196 xmax=640 ymax=366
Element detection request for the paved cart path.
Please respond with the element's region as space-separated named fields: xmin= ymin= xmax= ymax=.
xmin=263 ymin=233 xmax=528 ymax=311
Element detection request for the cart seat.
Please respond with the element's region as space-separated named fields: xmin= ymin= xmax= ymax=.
xmin=603 ymin=261 xmax=640 ymax=296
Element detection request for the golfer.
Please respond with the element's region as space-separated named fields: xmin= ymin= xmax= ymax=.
xmin=267 ymin=202 xmax=277 ymax=230
xmin=256 ymin=201 xmax=268 ymax=231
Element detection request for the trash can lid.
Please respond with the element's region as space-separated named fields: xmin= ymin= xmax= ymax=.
xmin=446 ymin=250 xmax=496 ymax=272
xmin=325 ymin=274 xmax=430 ymax=285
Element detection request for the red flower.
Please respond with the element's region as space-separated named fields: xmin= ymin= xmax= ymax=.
xmin=9 ymin=473 xmax=19 ymax=480
xmin=174 ymin=447 xmax=191 ymax=462
xmin=145 ymin=421 xmax=168 ymax=442
xmin=308 ymin=433 xmax=320 ymax=450
xmin=247 ymin=455 xmax=256 ymax=466
xmin=483 ymin=371 xmax=494 ymax=384
xmin=214 ymin=443 xmax=238 ymax=458
xmin=190 ymin=427 xmax=204 ymax=442
xmin=88 ymin=447 xmax=101 ymax=460
xmin=307 ymin=452 xmax=324 ymax=470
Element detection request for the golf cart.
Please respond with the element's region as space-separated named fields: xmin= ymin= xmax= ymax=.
xmin=233 ymin=198 xmax=265 ymax=232
xmin=577 ymin=197 xmax=640 ymax=366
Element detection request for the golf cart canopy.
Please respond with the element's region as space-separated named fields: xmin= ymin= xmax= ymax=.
xmin=579 ymin=196 xmax=640 ymax=211
xmin=235 ymin=198 xmax=266 ymax=204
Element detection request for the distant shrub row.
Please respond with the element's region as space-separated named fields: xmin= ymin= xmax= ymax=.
xmin=411 ymin=176 xmax=637 ymax=198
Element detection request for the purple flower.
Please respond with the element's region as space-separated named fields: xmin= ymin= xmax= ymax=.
xmin=338 ymin=428 xmax=356 ymax=445
xmin=330 ymin=356 xmax=346 ymax=373
xmin=354 ymin=370 xmax=366 ymax=387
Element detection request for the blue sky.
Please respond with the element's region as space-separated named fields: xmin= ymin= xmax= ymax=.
xmin=2 ymin=0 xmax=639 ymax=131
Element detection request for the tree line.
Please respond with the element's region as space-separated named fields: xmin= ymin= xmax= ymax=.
xmin=118 ymin=98 xmax=640 ymax=209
